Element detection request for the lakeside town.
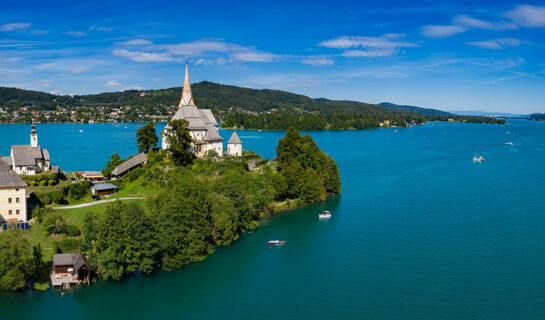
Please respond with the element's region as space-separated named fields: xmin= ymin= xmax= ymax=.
xmin=0 ymin=64 xmax=340 ymax=291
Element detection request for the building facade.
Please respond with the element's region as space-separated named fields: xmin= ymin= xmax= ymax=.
xmin=162 ymin=63 xmax=224 ymax=157
xmin=9 ymin=124 xmax=51 ymax=175
xmin=227 ymin=131 xmax=243 ymax=156
xmin=0 ymin=158 xmax=27 ymax=223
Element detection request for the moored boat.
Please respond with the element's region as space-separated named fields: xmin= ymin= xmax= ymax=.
xmin=319 ymin=210 xmax=332 ymax=219
xmin=267 ymin=240 xmax=286 ymax=246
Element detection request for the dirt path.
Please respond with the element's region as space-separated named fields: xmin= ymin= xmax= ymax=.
xmin=52 ymin=197 xmax=145 ymax=210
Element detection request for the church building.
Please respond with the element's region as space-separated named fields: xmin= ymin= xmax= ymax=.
xmin=162 ymin=63 xmax=225 ymax=157
xmin=8 ymin=124 xmax=51 ymax=175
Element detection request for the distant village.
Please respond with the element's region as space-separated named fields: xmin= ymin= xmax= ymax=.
xmin=0 ymin=64 xmax=244 ymax=288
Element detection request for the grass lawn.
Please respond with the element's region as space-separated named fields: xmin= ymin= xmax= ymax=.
xmin=23 ymin=198 xmax=146 ymax=260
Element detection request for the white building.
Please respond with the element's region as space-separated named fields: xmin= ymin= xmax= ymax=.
xmin=227 ymin=132 xmax=243 ymax=156
xmin=0 ymin=158 xmax=27 ymax=223
xmin=162 ymin=63 xmax=224 ymax=157
xmin=9 ymin=124 xmax=51 ymax=175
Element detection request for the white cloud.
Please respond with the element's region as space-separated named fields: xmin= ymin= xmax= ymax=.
xmin=301 ymin=55 xmax=334 ymax=65
xmin=89 ymin=25 xmax=113 ymax=32
xmin=117 ymin=39 xmax=153 ymax=46
xmin=319 ymin=34 xmax=416 ymax=58
xmin=194 ymin=58 xmax=215 ymax=66
xmin=230 ymin=50 xmax=278 ymax=62
xmin=340 ymin=49 xmax=396 ymax=57
xmin=453 ymin=14 xmax=517 ymax=30
xmin=64 ymin=31 xmax=86 ymax=37
xmin=467 ymin=38 xmax=521 ymax=49
xmin=105 ymin=80 xmax=122 ymax=87
xmin=112 ymin=49 xmax=177 ymax=62
xmin=320 ymin=34 xmax=416 ymax=49
xmin=0 ymin=23 xmax=31 ymax=31
xmin=216 ymin=57 xmax=226 ymax=65
xmin=505 ymin=5 xmax=545 ymax=27
xmin=421 ymin=25 xmax=466 ymax=38
xmin=155 ymin=41 xmax=231 ymax=56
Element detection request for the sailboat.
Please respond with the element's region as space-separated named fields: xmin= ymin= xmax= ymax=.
xmin=473 ymin=149 xmax=486 ymax=162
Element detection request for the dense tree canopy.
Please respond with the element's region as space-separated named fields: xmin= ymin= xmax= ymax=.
xmin=165 ymin=119 xmax=194 ymax=166
xmin=136 ymin=122 xmax=158 ymax=153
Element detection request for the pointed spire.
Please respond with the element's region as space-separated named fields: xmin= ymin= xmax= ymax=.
xmin=179 ymin=61 xmax=195 ymax=107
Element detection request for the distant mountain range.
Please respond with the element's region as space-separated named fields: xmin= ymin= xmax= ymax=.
xmin=378 ymin=102 xmax=451 ymax=115
xmin=450 ymin=110 xmax=529 ymax=118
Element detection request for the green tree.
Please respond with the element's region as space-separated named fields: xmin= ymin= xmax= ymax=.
xmin=124 ymin=203 xmax=159 ymax=274
xmin=165 ymin=119 xmax=194 ymax=166
xmin=95 ymin=201 xmax=129 ymax=280
xmin=207 ymin=193 xmax=239 ymax=246
xmin=0 ymin=230 xmax=32 ymax=291
xmin=102 ymin=153 xmax=122 ymax=178
xmin=136 ymin=122 xmax=158 ymax=153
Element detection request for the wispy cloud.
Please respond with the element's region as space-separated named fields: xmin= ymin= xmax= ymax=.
xmin=505 ymin=5 xmax=545 ymax=27
xmin=421 ymin=25 xmax=466 ymax=38
xmin=105 ymin=80 xmax=121 ymax=87
xmin=112 ymin=49 xmax=178 ymax=62
xmin=453 ymin=14 xmax=517 ymax=30
xmin=301 ymin=55 xmax=334 ymax=65
xmin=89 ymin=25 xmax=113 ymax=32
xmin=117 ymin=39 xmax=153 ymax=46
xmin=320 ymin=34 xmax=416 ymax=57
xmin=467 ymin=38 xmax=521 ymax=49
xmin=113 ymin=40 xmax=281 ymax=64
xmin=0 ymin=23 xmax=31 ymax=31
xmin=63 ymin=31 xmax=86 ymax=37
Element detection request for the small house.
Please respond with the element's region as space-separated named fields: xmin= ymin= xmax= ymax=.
xmin=111 ymin=152 xmax=147 ymax=179
xmin=51 ymin=253 xmax=91 ymax=288
xmin=83 ymin=171 xmax=104 ymax=182
xmin=91 ymin=183 xmax=117 ymax=196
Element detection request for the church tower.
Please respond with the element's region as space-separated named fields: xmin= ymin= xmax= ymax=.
xmin=30 ymin=123 xmax=38 ymax=148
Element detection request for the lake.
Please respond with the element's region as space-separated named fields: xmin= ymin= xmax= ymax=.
xmin=1 ymin=120 xmax=544 ymax=319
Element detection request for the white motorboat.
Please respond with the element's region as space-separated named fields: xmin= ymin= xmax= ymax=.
xmin=319 ymin=211 xmax=332 ymax=219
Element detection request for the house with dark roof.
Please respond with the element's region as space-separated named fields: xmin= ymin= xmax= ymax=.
xmin=161 ymin=63 xmax=224 ymax=157
xmin=0 ymin=157 xmax=28 ymax=223
xmin=9 ymin=124 xmax=51 ymax=175
xmin=111 ymin=152 xmax=147 ymax=179
xmin=91 ymin=183 xmax=117 ymax=196
xmin=51 ymin=253 xmax=91 ymax=287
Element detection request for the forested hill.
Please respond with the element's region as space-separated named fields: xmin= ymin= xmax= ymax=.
xmin=529 ymin=113 xmax=545 ymax=121
xmin=0 ymin=82 xmax=439 ymax=115
xmin=0 ymin=83 xmax=505 ymax=127
xmin=379 ymin=102 xmax=451 ymax=115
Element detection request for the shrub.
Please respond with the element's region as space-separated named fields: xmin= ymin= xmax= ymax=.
xmin=51 ymin=241 xmax=60 ymax=254
xmin=36 ymin=192 xmax=52 ymax=205
xmin=42 ymin=212 xmax=66 ymax=235
xmin=51 ymin=190 xmax=65 ymax=204
xmin=58 ymin=238 xmax=82 ymax=253
xmin=48 ymin=179 xmax=57 ymax=186
xmin=64 ymin=225 xmax=81 ymax=237
xmin=29 ymin=181 xmax=39 ymax=187
xmin=39 ymin=180 xmax=48 ymax=186
xmin=127 ymin=167 xmax=145 ymax=182
xmin=207 ymin=149 xmax=219 ymax=157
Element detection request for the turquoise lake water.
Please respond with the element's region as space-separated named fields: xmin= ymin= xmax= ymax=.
xmin=1 ymin=120 xmax=545 ymax=319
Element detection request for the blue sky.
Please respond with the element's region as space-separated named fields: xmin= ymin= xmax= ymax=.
xmin=1 ymin=0 xmax=544 ymax=113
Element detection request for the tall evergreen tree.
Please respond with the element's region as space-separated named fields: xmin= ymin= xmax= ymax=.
xmin=165 ymin=119 xmax=194 ymax=167
xmin=136 ymin=122 xmax=158 ymax=153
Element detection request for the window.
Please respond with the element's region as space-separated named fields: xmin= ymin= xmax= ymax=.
xmin=15 ymin=188 xmax=19 ymax=191
xmin=8 ymin=210 xmax=12 ymax=215
xmin=8 ymin=198 xmax=12 ymax=204
xmin=16 ymin=210 xmax=19 ymax=215
xmin=16 ymin=197 xmax=19 ymax=203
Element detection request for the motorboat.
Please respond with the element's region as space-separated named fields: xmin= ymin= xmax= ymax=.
xmin=267 ymin=240 xmax=286 ymax=246
xmin=319 ymin=211 xmax=332 ymax=219
xmin=506 ymin=142 xmax=514 ymax=146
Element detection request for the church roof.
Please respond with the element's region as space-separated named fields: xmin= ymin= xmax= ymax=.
xmin=204 ymin=125 xmax=223 ymax=141
xmin=228 ymin=131 xmax=242 ymax=144
xmin=199 ymin=109 xmax=217 ymax=125
xmin=11 ymin=145 xmax=48 ymax=166
xmin=0 ymin=158 xmax=27 ymax=187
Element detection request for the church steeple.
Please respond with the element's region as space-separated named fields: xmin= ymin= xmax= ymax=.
xmin=30 ymin=123 xmax=38 ymax=147
xmin=179 ymin=62 xmax=195 ymax=107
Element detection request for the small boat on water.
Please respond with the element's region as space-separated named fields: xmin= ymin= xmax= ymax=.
xmin=319 ymin=211 xmax=332 ymax=219
xmin=473 ymin=149 xmax=486 ymax=163
xmin=79 ymin=129 xmax=84 ymax=133
xmin=506 ymin=141 xmax=514 ymax=146
xmin=267 ymin=240 xmax=286 ymax=246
